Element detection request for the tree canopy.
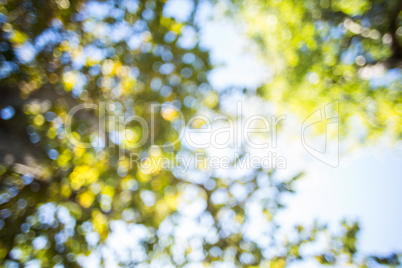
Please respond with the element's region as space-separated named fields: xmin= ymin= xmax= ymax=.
xmin=230 ymin=0 xmax=402 ymax=141
xmin=0 ymin=0 xmax=400 ymax=267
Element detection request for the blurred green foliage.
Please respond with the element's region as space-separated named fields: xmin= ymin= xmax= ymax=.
xmin=0 ymin=0 xmax=400 ymax=267
xmin=230 ymin=0 xmax=402 ymax=142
